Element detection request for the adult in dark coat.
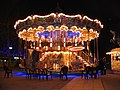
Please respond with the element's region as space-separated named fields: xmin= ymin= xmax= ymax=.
xmin=60 ymin=65 xmax=68 ymax=80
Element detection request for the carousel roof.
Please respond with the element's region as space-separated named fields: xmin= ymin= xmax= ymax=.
xmin=14 ymin=13 xmax=103 ymax=42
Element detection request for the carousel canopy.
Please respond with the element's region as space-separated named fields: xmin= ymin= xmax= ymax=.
xmin=14 ymin=13 xmax=103 ymax=42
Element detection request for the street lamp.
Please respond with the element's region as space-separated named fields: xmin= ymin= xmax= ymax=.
xmin=9 ymin=47 xmax=13 ymax=50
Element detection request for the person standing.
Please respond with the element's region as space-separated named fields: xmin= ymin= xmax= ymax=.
xmin=60 ymin=65 xmax=68 ymax=80
xmin=102 ymin=57 xmax=107 ymax=75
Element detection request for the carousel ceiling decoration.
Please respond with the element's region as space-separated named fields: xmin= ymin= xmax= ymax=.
xmin=14 ymin=13 xmax=103 ymax=42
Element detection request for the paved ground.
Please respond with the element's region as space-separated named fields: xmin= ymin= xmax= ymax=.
xmin=61 ymin=74 xmax=120 ymax=90
xmin=0 ymin=71 xmax=73 ymax=90
xmin=0 ymin=70 xmax=120 ymax=90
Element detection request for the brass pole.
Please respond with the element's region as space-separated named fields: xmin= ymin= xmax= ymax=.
xmin=94 ymin=38 xmax=96 ymax=63
xmin=88 ymin=29 xmax=91 ymax=63
xmin=96 ymin=37 xmax=99 ymax=61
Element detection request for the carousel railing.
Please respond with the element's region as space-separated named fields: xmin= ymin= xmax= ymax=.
xmin=79 ymin=51 xmax=92 ymax=65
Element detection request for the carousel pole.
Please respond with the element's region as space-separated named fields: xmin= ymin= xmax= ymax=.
xmin=96 ymin=37 xmax=99 ymax=61
xmin=64 ymin=30 xmax=66 ymax=51
xmin=94 ymin=38 xmax=96 ymax=63
xmin=18 ymin=38 xmax=21 ymax=65
xmin=25 ymin=39 xmax=27 ymax=59
xmin=50 ymin=31 xmax=53 ymax=51
xmin=33 ymin=31 xmax=36 ymax=49
xmin=25 ymin=30 xmax=28 ymax=66
xmin=87 ymin=29 xmax=90 ymax=63
xmin=38 ymin=37 xmax=40 ymax=49
xmin=39 ymin=32 xmax=41 ymax=50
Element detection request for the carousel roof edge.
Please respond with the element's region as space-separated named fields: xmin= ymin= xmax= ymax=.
xmin=14 ymin=12 xmax=103 ymax=30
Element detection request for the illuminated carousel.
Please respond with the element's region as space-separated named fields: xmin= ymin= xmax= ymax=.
xmin=14 ymin=13 xmax=103 ymax=70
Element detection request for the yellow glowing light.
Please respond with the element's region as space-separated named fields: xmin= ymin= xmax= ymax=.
xmin=47 ymin=25 xmax=55 ymax=31
xmin=14 ymin=16 xmax=32 ymax=29
xmin=60 ymin=25 xmax=68 ymax=31
xmin=64 ymin=43 xmax=66 ymax=47
xmin=58 ymin=46 xmax=60 ymax=50
xmin=58 ymin=13 xmax=82 ymax=19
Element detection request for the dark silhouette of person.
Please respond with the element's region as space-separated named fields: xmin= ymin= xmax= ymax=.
xmin=3 ymin=64 xmax=12 ymax=78
xmin=84 ymin=66 xmax=90 ymax=79
xmin=99 ymin=57 xmax=107 ymax=75
xmin=92 ymin=66 xmax=98 ymax=79
xmin=60 ymin=65 xmax=68 ymax=80
xmin=102 ymin=57 xmax=107 ymax=75
xmin=90 ymin=66 xmax=94 ymax=78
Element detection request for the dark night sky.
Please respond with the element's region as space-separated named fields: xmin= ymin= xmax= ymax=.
xmin=0 ymin=0 xmax=120 ymax=58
